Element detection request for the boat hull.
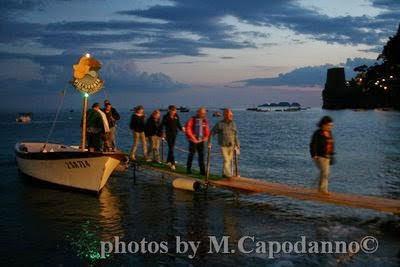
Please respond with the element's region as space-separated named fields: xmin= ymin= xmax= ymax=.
xmin=15 ymin=142 xmax=126 ymax=192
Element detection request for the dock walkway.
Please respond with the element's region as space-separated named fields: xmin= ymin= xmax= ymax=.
xmin=210 ymin=176 xmax=400 ymax=214
xmin=134 ymin=161 xmax=400 ymax=215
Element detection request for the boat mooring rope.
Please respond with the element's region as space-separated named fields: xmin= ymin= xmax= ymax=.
xmin=42 ymin=86 xmax=68 ymax=151
xmin=115 ymin=125 xmax=221 ymax=156
xmin=115 ymin=124 xmax=240 ymax=180
xmin=102 ymin=86 xmax=110 ymax=101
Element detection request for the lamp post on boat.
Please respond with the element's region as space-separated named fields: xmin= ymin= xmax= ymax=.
xmin=80 ymin=92 xmax=89 ymax=151
xmin=71 ymin=53 xmax=104 ymax=151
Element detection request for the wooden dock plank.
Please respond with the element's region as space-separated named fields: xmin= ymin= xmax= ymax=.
xmin=136 ymin=163 xmax=400 ymax=214
xmin=210 ymin=177 xmax=400 ymax=214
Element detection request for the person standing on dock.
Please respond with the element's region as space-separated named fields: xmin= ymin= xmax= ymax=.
xmin=129 ymin=105 xmax=148 ymax=161
xmin=161 ymin=105 xmax=185 ymax=170
xmin=310 ymin=116 xmax=335 ymax=194
xmin=185 ymin=107 xmax=210 ymax=175
xmin=145 ymin=109 xmax=163 ymax=163
xmin=211 ymin=109 xmax=240 ymax=178
xmin=103 ymin=101 xmax=120 ymax=151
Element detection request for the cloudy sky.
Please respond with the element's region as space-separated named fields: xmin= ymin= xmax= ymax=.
xmin=0 ymin=0 xmax=399 ymax=111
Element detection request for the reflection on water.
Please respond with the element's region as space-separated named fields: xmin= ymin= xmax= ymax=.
xmin=65 ymin=186 xmax=125 ymax=263
xmin=0 ymin=109 xmax=399 ymax=266
xmin=98 ymin=186 xmax=124 ymax=241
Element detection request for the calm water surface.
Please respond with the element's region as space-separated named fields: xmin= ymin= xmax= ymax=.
xmin=0 ymin=109 xmax=399 ymax=266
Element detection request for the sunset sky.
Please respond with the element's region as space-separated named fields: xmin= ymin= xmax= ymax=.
xmin=0 ymin=0 xmax=399 ymax=111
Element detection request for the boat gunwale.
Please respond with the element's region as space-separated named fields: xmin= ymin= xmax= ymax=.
xmin=15 ymin=142 xmax=126 ymax=161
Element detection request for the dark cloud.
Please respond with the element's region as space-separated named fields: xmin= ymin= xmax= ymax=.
xmin=1 ymin=0 xmax=398 ymax=60
xmin=358 ymin=47 xmax=382 ymax=54
xmin=1 ymin=19 xmax=252 ymax=58
xmin=119 ymin=0 xmax=400 ymax=48
xmin=236 ymin=57 xmax=378 ymax=87
xmin=101 ymin=59 xmax=188 ymax=92
xmin=46 ymin=20 xmax=160 ymax=32
xmin=0 ymin=1 xmax=192 ymax=96
xmin=0 ymin=20 xmax=44 ymax=43
xmin=0 ymin=0 xmax=398 ymax=110
xmin=161 ymin=61 xmax=196 ymax=65
xmin=372 ymin=0 xmax=400 ymax=9
xmin=160 ymin=60 xmax=218 ymax=64
xmin=0 ymin=51 xmax=188 ymax=97
xmin=1 ymin=0 xmax=42 ymax=14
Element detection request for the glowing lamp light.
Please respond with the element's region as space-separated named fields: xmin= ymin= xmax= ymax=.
xmin=390 ymin=75 xmax=394 ymax=79
xmin=85 ymin=53 xmax=91 ymax=58
xmin=382 ymin=78 xmax=385 ymax=82
xmin=84 ymin=93 xmax=89 ymax=97
xmin=384 ymin=86 xmax=388 ymax=90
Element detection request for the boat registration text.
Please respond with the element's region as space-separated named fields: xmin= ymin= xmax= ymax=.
xmin=65 ymin=160 xmax=91 ymax=169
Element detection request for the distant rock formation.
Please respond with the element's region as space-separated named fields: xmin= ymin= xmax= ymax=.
xmin=322 ymin=68 xmax=361 ymax=109
xmin=323 ymin=24 xmax=400 ymax=110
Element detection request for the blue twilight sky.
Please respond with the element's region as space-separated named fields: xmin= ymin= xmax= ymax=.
xmin=0 ymin=0 xmax=399 ymax=111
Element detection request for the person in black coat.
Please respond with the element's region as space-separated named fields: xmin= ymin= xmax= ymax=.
xmin=161 ymin=105 xmax=185 ymax=170
xmin=103 ymin=102 xmax=120 ymax=151
xmin=145 ymin=110 xmax=162 ymax=162
xmin=129 ymin=105 xmax=148 ymax=160
xmin=310 ymin=116 xmax=335 ymax=194
xmin=104 ymin=100 xmax=120 ymax=122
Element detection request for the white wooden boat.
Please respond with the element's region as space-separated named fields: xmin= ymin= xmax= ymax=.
xmin=15 ymin=54 xmax=126 ymax=193
xmin=15 ymin=142 xmax=126 ymax=192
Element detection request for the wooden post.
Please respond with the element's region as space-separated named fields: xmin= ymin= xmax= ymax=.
xmin=132 ymin=161 xmax=137 ymax=183
xmin=231 ymin=157 xmax=234 ymax=177
xmin=161 ymin=138 xmax=164 ymax=162
xmin=206 ymin=138 xmax=212 ymax=184
xmin=234 ymin=148 xmax=239 ymax=177
xmin=80 ymin=94 xmax=88 ymax=151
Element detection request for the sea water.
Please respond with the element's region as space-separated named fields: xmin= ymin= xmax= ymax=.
xmin=0 ymin=109 xmax=399 ymax=266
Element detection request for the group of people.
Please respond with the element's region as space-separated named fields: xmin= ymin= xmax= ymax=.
xmin=85 ymin=101 xmax=336 ymax=193
xmin=129 ymin=105 xmax=240 ymax=178
xmin=85 ymin=100 xmax=120 ymax=152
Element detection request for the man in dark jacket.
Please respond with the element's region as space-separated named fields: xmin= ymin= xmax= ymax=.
xmin=104 ymin=100 xmax=120 ymax=121
xmin=86 ymin=103 xmax=107 ymax=152
xmin=310 ymin=116 xmax=335 ymax=194
xmin=185 ymin=107 xmax=210 ymax=175
xmin=129 ymin=105 xmax=148 ymax=160
xmin=103 ymin=102 xmax=120 ymax=151
xmin=145 ymin=110 xmax=162 ymax=162
xmin=161 ymin=105 xmax=185 ymax=170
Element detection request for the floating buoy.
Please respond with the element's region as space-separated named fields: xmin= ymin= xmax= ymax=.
xmin=172 ymin=178 xmax=201 ymax=192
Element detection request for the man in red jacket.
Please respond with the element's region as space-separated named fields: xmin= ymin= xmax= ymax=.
xmin=185 ymin=107 xmax=210 ymax=175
